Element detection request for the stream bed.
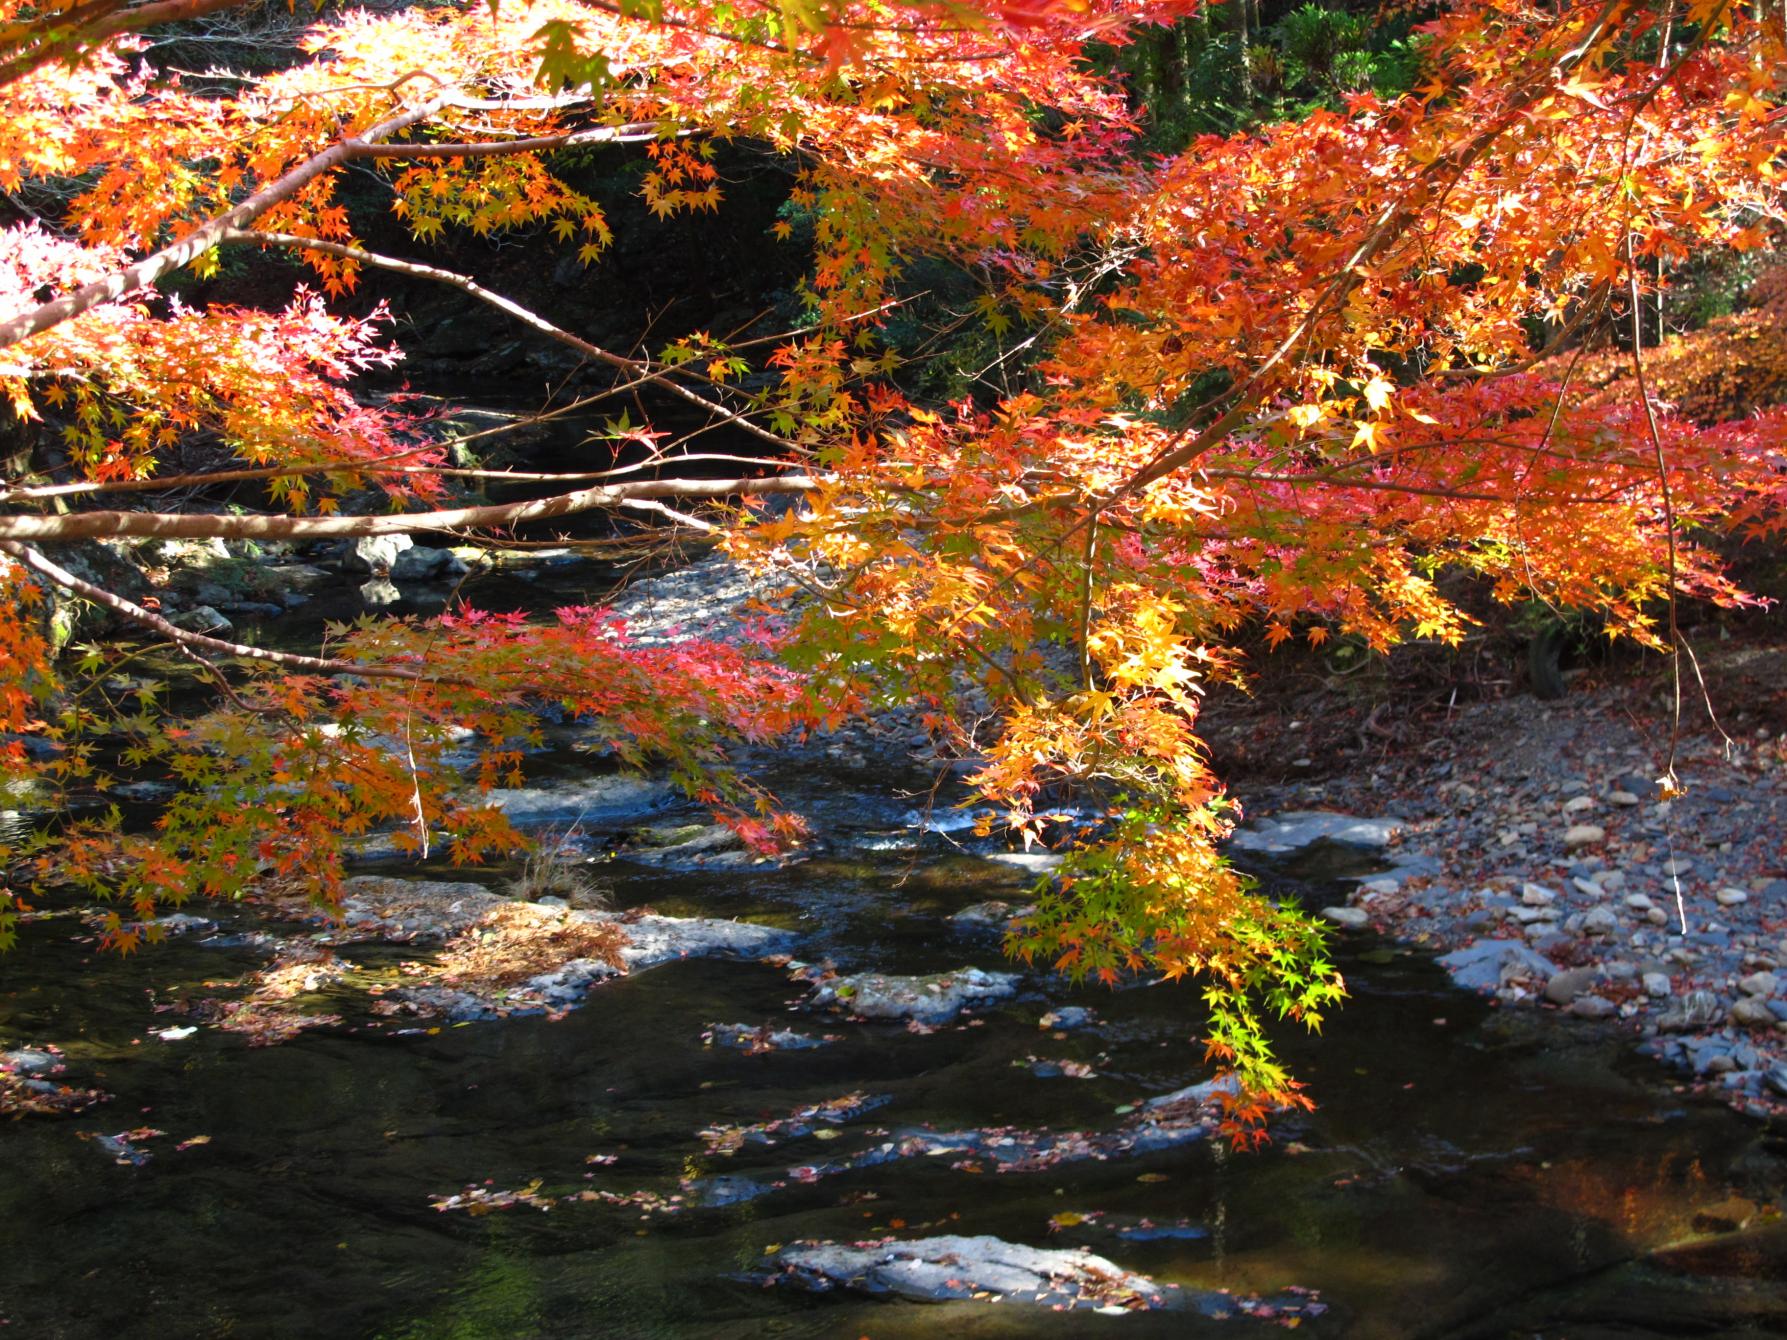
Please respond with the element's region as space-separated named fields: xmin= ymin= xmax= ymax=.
xmin=4 ymin=754 xmax=1787 ymax=1339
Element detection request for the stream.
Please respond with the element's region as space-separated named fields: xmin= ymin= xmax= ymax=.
xmin=4 ymin=552 xmax=1787 ymax=1338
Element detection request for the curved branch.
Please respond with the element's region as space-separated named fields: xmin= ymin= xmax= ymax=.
xmin=0 ymin=539 xmax=451 ymax=682
xmin=0 ymin=472 xmax=816 ymax=542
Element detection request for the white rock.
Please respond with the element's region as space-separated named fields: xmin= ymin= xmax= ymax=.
xmin=1642 ymin=971 xmax=1672 ymax=998
xmin=1321 ymin=906 xmax=1370 ymax=931
xmin=1522 ymin=883 xmax=1558 ymax=907
xmin=1738 ymin=971 xmax=1778 ymax=998
xmin=1625 ymin=893 xmax=1655 ymax=911
xmin=1564 ymin=795 xmax=1596 ymax=813
xmin=1608 ymin=790 xmax=1641 ymax=806
xmin=1564 ymin=824 xmax=1607 ymax=850
xmin=1717 ymin=888 xmax=1751 ymax=907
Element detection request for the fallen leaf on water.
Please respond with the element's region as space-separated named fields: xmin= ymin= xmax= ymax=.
xmin=176 ymin=1135 xmax=212 ymax=1151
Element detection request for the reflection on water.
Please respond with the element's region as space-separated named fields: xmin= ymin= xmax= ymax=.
xmin=1 ymin=769 xmax=1785 ymax=1339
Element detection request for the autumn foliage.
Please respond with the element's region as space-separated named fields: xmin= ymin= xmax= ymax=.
xmin=0 ymin=0 xmax=1783 ymax=1107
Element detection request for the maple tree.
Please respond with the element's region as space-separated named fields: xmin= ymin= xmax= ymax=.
xmin=0 ymin=0 xmax=1783 ymax=1118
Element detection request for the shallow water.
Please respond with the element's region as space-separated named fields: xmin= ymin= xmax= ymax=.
xmin=3 ymin=769 xmax=1785 ymax=1339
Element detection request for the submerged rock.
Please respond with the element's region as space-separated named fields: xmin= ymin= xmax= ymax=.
xmin=1228 ymin=811 xmax=1402 ymax=856
xmin=478 ymin=775 xmax=675 ymax=827
xmin=807 ymin=966 xmax=1020 ymax=1024
xmin=761 ymin=1234 xmax=1179 ymax=1311
xmin=704 ymin=1022 xmax=838 ymax=1053
xmin=1437 ymin=939 xmax=1557 ymax=993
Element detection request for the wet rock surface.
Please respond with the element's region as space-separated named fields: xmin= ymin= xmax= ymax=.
xmin=758 ymin=1234 xmax=1183 ymax=1311
xmin=805 ymin=966 xmax=1022 ymax=1024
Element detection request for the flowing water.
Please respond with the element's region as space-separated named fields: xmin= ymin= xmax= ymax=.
xmin=3 ymin=751 xmax=1786 ymax=1340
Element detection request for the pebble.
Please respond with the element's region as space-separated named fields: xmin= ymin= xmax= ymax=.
xmin=1564 ymin=795 xmax=1596 ymax=814
xmin=1731 ymin=998 xmax=1775 ymax=1027
xmin=1738 ymin=971 xmax=1778 ymax=998
xmin=1717 ymin=888 xmax=1751 ymax=907
xmin=1563 ymin=824 xmax=1606 ymax=850
xmin=1321 ymin=906 xmax=1370 ymax=931
xmin=1626 ymin=893 xmax=1655 ymax=911
xmin=1582 ymin=906 xmax=1619 ymax=937
xmin=1521 ymin=883 xmax=1557 ymax=907
xmin=1642 ymin=971 xmax=1672 ymax=998
xmin=1569 ymin=996 xmax=1618 ymax=1020
xmin=1608 ymin=790 xmax=1641 ymax=806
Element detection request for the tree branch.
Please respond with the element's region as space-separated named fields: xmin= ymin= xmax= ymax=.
xmin=224 ymin=230 xmax=803 ymax=455
xmin=0 ymin=539 xmax=452 ymax=682
xmin=0 ymin=473 xmax=815 ymax=542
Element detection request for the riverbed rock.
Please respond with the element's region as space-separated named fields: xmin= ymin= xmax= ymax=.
xmin=762 ymin=1235 xmax=1179 ymax=1311
xmin=1658 ymin=990 xmax=1724 ymax=1032
xmin=1563 ymin=824 xmax=1606 ymax=850
xmin=1731 ymin=998 xmax=1775 ymax=1028
xmin=1581 ymin=906 xmax=1619 ymax=937
xmin=1437 ymin=939 xmax=1556 ymax=993
xmin=1228 ymin=811 xmax=1401 ymax=855
xmin=1738 ymin=971 xmax=1779 ymax=998
xmin=807 ymin=967 xmax=1020 ymax=1024
xmin=1320 ymin=905 xmax=1370 ymax=931
xmin=1545 ymin=966 xmax=1600 ymax=1005
xmin=391 ymin=545 xmax=468 ymax=583
xmin=478 ymin=774 xmax=675 ymax=828
xmin=338 ymin=876 xmax=502 ymax=941
xmin=1569 ymin=995 xmax=1618 ymax=1020
xmin=341 ymin=534 xmax=413 ymax=574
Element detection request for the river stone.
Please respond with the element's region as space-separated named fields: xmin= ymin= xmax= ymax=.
xmin=1545 ymin=967 xmax=1599 ymax=1005
xmin=1731 ymin=998 xmax=1774 ymax=1028
xmin=342 ymin=533 xmax=413 ymax=573
xmin=1522 ymin=883 xmax=1558 ymax=906
xmin=808 ymin=967 xmax=1020 ymax=1024
xmin=951 ymin=900 xmax=1022 ymax=928
xmin=1564 ymin=824 xmax=1607 ymax=850
xmin=610 ymin=913 xmax=796 ymax=973
xmin=391 ymin=545 xmax=468 ymax=583
xmin=764 ymin=1235 xmax=1179 ymax=1311
xmin=1738 ymin=971 xmax=1779 ymax=998
xmin=1627 ymin=893 xmax=1656 ymax=912
xmin=1228 ymin=811 xmax=1401 ymax=855
xmin=1 ymin=1049 xmax=59 ymax=1077
xmin=1437 ymin=939 xmax=1556 ymax=993
xmin=1582 ymin=906 xmax=1619 ymax=937
xmin=1717 ymin=888 xmax=1751 ymax=907
xmin=1039 ymin=1006 xmax=1096 ymax=1031
xmin=1657 ymin=990 xmax=1723 ymax=1032
xmin=339 ymin=876 xmax=502 ymax=940
xmin=1643 ymin=971 xmax=1672 ymax=998
xmin=1569 ymin=995 xmax=1618 ymax=1020
xmin=1609 ymin=790 xmax=1641 ymax=806
xmin=1320 ymin=906 xmax=1369 ymax=931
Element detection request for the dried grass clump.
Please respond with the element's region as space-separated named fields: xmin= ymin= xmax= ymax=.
xmin=504 ymin=842 xmax=611 ymax=909
xmin=433 ymin=903 xmax=627 ymax=991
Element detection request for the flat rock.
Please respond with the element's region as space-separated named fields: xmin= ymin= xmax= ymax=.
xmin=1320 ymin=905 xmax=1369 ymax=931
xmin=1563 ymin=824 xmax=1607 ymax=850
xmin=339 ymin=876 xmax=501 ymax=941
xmin=477 ymin=774 xmax=675 ymax=827
xmin=808 ymin=967 xmax=1020 ymax=1024
xmin=1229 ymin=811 xmax=1401 ymax=855
xmin=762 ymin=1234 xmax=1179 ymax=1311
xmin=1437 ymin=939 xmax=1557 ymax=993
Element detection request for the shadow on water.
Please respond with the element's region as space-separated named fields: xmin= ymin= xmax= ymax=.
xmin=2 ymin=769 xmax=1786 ymax=1339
